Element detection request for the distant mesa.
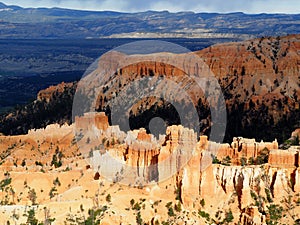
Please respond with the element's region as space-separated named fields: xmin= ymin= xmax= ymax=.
xmin=0 ymin=2 xmax=7 ymax=8
xmin=0 ymin=2 xmax=21 ymax=10
xmin=0 ymin=3 xmax=299 ymax=38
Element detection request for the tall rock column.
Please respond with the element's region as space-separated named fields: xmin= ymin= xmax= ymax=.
xmin=158 ymin=125 xmax=197 ymax=184
xmin=295 ymin=168 xmax=300 ymax=193
xmin=182 ymin=140 xmax=203 ymax=207
xmin=123 ymin=128 xmax=160 ymax=184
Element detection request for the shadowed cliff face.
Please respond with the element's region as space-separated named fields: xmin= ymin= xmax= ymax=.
xmin=0 ymin=35 xmax=300 ymax=143
xmin=0 ymin=82 xmax=77 ymax=135
xmin=197 ymin=34 xmax=300 ymax=142
xmin=83 ymin=34 xmax=300 ymax=143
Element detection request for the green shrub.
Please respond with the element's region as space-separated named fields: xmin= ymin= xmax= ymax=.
xmin=224 ymin=210 xmax=234 ymax=223
xmin=266 ymin=204 xmax=283 ymax=225
xmin=200 ymin=199 xmax=205 ymax=207
xmin=105 ymin=194 xmax=111 ymax=203
xmin=212 ymin=155 xmax=221 ymax=164
xmin=130 ymin=199 xmax=135 ymax=207
xmin=53 ymin=177 xmax=61 ymax=186
xmin=136 ymin=211 xmax=143 ymax=225
xmin=174 ymin=201 xmax=182 ymax=212
xmin=167 ymin=207 xmax=175 ymax=217
xmin=199 ymin=210 xmax=210 ymax=221
xmin=49 ymin=187 xmax=57 ymax=199
xmin=133 ymin=202 xmax=141 ymax=211
xmin=240 ymin=157 xmax=247 ymax=166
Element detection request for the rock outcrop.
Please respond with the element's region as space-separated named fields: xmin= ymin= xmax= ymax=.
xmin=75 ymin=112 xmax=109 ymax=131
xmin=241 ymin=206 xmax=265 ymax=225
xmin=74 ymin=112 xmax=300 ymax=216
xmin=1 ymin=111 xmax=300 ymax=224
xmin=269 ymin=149 xmax=299 ymax=167
xmin=292 ymin=129 xmax=300 ymax=139
xmin=37 ymin=82 xmax=75 ymax=103
xmin=150 ymin=125 xmax=195 ymax=186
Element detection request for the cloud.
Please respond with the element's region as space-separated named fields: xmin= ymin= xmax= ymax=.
xmin=2 ymin=0 xmax=300 ymax=13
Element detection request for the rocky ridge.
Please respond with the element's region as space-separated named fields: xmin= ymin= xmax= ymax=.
xmin=0 ymin=34 xmax=299 ymax=142
xmin=0 ymin=111 xmax=299 ymax=224
xmin=80 ymin=34 xmax=300 ymax=143
xmin=72 ymin=113 xmax=300 ymax=224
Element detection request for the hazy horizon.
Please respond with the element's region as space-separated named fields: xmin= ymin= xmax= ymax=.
xmin=2 ymin=0 xmax=300 ymax=14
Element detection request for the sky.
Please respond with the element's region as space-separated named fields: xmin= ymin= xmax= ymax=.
xmin=2 ymin=0 xmax=300 ymax=14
